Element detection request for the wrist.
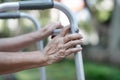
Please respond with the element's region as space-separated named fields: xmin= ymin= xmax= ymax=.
xmin=34 ymin=51 xmax=49 ymax=66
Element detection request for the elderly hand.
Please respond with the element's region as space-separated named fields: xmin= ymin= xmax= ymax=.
xmin=42 ymin=26 xmax=83 ymax=65
xmin=40 ymin=22 xmax=63 ymax=39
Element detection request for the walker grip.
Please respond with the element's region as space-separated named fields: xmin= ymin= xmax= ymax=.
xmin=0 ymin=12 xmax=20 ymax=19
xmin=19 ymin=0 xmax=54 ymax=10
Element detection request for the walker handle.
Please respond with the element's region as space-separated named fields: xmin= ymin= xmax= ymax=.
xmin=0 ymin=0 xmax=54 ymax=12
xmin=0 ymin=12 xmax=61 ymax=36
xmin=19 ymin=0 xmax=53 ymax=10
xmin=0 ymin=12 xmax=20 ymax=19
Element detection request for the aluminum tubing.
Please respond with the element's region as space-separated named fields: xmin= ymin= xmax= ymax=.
xmin=54 ymin=2 xmax=85 ymax=80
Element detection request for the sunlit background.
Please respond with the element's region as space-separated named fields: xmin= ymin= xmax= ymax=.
xmin=0 ymin=0 xmax=120 ymax=80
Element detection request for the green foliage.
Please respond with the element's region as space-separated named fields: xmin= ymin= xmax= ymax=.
xmin=84 ymin=61 xmax=120 ymax=80
xmin=15 ymin=59 xmax=76 ymax=80
xmin=79 ymin=21 xmax=94 ymax=34
xmin=96 ymin=0 xmax=103 ymax=3
xmin=0 ymin=21 xmax=10 ymax=37
xmin=90 ymin=0 xmax=113 ymax=23
xmin=95 ymin=9 xmax=112 ymax=23
xmin=39 ymin=10 xmax=51 ymax=26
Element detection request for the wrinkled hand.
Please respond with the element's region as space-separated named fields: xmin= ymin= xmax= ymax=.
xmin=41 ymin=22 xmax=63 ymax=39
xmin=43 ymin=26 xmax=83 ymax=65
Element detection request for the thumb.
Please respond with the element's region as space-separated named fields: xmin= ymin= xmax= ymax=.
xmin=51 ymin=22 xmax=63 ymax=29
xmin=59 ymin=25 xmax=70 ymax=37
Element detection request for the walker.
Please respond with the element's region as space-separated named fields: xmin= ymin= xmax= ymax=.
xmin=0 ymin=0 xmax=85 ymax=80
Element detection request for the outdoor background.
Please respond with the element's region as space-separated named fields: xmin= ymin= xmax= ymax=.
xmin=0 ymin=0 xmax=120 ymax=80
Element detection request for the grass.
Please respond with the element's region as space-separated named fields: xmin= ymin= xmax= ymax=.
xmin=15 ymin=59 xmax=76 ymax=80
xmin=1 ymin=59 xmax=120 ymax=80
xmin=84 ymin=61 xmax=120 ymax=80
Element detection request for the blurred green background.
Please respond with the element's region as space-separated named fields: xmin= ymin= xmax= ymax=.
xmin=0 ymin=0 xmax=120 ymax=80
xmin=1 ymin=60 xmax=120 ymax=80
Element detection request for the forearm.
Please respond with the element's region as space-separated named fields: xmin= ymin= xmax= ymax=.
xmin=0 ymin=22 xmax=62 ymax=52
xmin=0 ymin=30 xmax=45 ymax=52
xmin=0 ymin=51 xmax=47 ymax=75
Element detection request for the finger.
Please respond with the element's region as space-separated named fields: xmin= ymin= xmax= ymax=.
xmin=50 ymin=22 xmax=63 ymax=37
xmin=64 ymin=34 xmax=83 ymax=43
xmin=43 ymin=22 xmax=63 ymax=37
xmin=64 ymin=40 xmax=82 ymax=49
xmin=44 ymin=22 xmax=63 ymax=31
xmin=59 ymin=26 xmax=70 ymax=37
xmin=48 ymin=22 xmax=63 ymax=29
xmin=65 ymin=47 xmax=82 ymax=56
xmin=54 ymin=22 xmax=63 ymax=29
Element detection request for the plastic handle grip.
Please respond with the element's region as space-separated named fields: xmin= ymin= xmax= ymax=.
xmin=19 ymin=0 xmax=54 ymax=10
xmin=0 ymin=12 xmax=20 ymax=19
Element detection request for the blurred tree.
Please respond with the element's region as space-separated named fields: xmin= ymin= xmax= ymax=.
xmin=0 ymin=20 xmax=10 ymax=38
xmin=109 ymin=0 xmax=120 ymax=65
xmin=83 ymin=0 xmax=120 ymax=65
xmin=84 ymin=0 xmax=113 ymax=48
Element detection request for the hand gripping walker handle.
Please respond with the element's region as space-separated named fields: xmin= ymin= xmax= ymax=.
xmin=0 ymin=12 xmax=58 ymax=36
xmin=54 ymin=2 xmax=85 ymax=80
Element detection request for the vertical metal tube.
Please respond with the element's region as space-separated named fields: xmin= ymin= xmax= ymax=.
xmin=54 ymin=2 xmax=85 ymax=80
xmin=20 ymin=13 xmax=47 ymax=80
xmin=0 ymin=12 xmax=47 ymax=80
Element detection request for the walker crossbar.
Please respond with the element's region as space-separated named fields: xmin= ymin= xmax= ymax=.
xmin=0 ymin=0 xmax=53 ymax=12
xmin=0 ymin=12 xmax=20 ymax=18
xmin=0 ymin=12 xmax=46 ymax=80
xmin=0 ymin=1 xmax=85 ymax=80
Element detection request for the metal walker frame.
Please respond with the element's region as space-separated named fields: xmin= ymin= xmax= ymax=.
xmin=0 ymin=12 xmax=46 ymax=80
xmin=0 ymin=0 xmax=85 ymax=80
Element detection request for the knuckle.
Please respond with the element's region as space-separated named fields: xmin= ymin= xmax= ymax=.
xmin=67 ymin=35 xmax=72 ymax=40
xmin=58 ymin=44 xmax=64 ymax=49
xmin=59 ymin=50 xmax=65 ymax=58
xmin=69 ymin=48 xmax=77 ymax=53
xmin=62 ymin=45 xmax=66 ymax=49
xmin=75 ymin=41 xmax=79 ymax=44
xmin=64 ymin=44 xmax=68 ymax=49
xmin=74 ymin=33 xmax=81 ymax=38
xmin=69 ymin=49 xmax=73 ymax=53
xmin=69 ymin=42 xmax=73 ymax=46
